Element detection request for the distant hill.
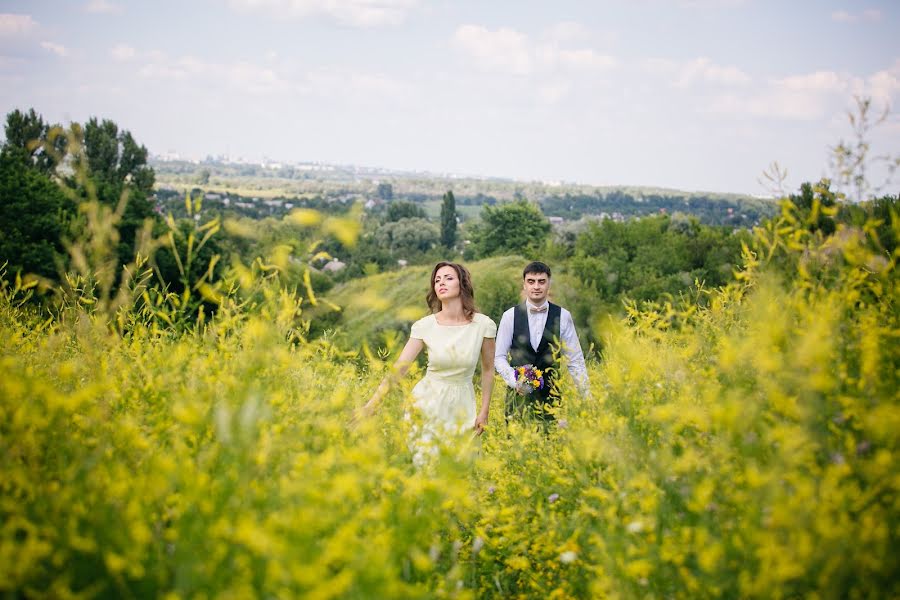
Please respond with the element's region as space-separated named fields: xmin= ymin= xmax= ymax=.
xmin=151 ymin=157 xmax=779 ymax=226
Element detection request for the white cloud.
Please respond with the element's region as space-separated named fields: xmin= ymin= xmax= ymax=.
xmin=865 ymin=59 xmax=900 ymax=107
xmin=133 ymin=49 xmax=414 ymax=101
xmin=676 ymin=57 xmax=750 ymax=87
xmin=453 ymin=25 xmax=532 ymax=75
xmin=706 ymin=62 xmax=900 ymax=124
xmin=560 ymin=48 xmax=616 ymax=70
xmin=537 ymin=46 xmax=616 ymax=71
xmin=642 ymin=57 xmax=678 ymax=75
xmin=537 ymin=81 xmax=571 ymax=104
xmin=542 ymin=21 xmax=591 ymax=44
xmin=777 ymin=70 xmax=847 ymax=93
xmin=0 ymin=56 xmax=26 ymax=69
xmin=139 ymin=54 xmax=290 ymax=94
xmin=707 ymin=70 xmax=856 ymax=120
xmin=228 ymin=0 xmax=417 ymax=27
xmin=831 ymin=9 xmax=881 ymax=24
xmin=709 ymin=91 xmax=829 ymax=120
xmin=40 ymin=41 xmax=68 ymax=57
xmin=85 ymin=0 xmax=125 ymax=14
xmin=110 ymin=44 xmax=135 ymax=61
xmin=643 ymin=56 xmax=749 ymax=87
xmin=299 ymin=66 xmax=415 ymax=101
xmin=0 ymin=13 xmax=37 ymax=36
xmin=678 ymin=0 xmax=746 ymax=8
xmin=454 ymin=24 xmax=616 ymax=77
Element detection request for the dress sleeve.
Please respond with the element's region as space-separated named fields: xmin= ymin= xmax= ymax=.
xmin=481 ymin=314 xmax=497 ymax=339
xmin=410 ymin=316 xmax=428 ymax=340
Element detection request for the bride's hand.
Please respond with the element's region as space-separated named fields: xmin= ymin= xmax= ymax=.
xmin=349 ymin=403 xmax=375 ymax=428
xmin=473 ymin=410 xmax=489 ymax=435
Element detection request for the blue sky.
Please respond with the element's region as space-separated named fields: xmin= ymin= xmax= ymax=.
xmin=0 ymin=0 xmax=897 ymax=195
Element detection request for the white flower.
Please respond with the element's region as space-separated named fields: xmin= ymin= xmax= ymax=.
xmin=626 ymin=520 xmax=644 ymax=533
xmin=559 ymin=550 xmax=577 ymax=564
xmin=472 ymin=537 xmax=484 ymax=554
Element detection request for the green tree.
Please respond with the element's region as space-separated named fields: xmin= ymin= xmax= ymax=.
xmin=440 ymin=190 xmax=457 ymax=249
xmin=787 ymin=181 xmax=837 ymax=236
xmin=376 ymin=182 xmax=393 ymax=200
xmin=1 ymin=108 xmax=66 ymax=174
xmin=571 ymin=215 xmax=746 ymax=307
xmin=374 ymin=217 xmax=439 ymax=256
xmin=471 ymin=200 xmax=550 ymax=258
xmin=153 ymin=218 xmax=224 ymax=298
xmin=385 ymin=201 xmax=425 ymax=222
xmin=0 ymin=147 xmax=70 ymax=279
xmin=72 ymin=117 xmax=158 ymax=267
xmin=473 ymin=269 xmax=520 ymax=323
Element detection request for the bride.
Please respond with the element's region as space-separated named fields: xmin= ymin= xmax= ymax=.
xmin=358 ymin=261 xmax=497 ymax=462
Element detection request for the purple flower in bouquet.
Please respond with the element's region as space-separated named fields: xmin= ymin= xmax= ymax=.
xmin=514 ymin=364 xmax=544 ymax=395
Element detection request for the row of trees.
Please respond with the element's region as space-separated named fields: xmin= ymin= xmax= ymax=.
xmin=5 ymin=105 xmax=892 ymax=339
xmin=0 ymin=108 xmax=232 ymax=319
xmin=0 ymin=109 xmax=158 ymax=279
xmin=539 ymin=190 xmax=776 ymax=226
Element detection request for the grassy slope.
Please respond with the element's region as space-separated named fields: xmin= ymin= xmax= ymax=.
xmin=318 ymin=256 xmax=520 ymax=340
xmin=316 ymin=256 xmax=594 ymax=352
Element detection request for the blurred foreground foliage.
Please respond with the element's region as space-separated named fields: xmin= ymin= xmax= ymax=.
xmin=1 ymin=164 xmax=898 ymax=598
xmin=2 ymin=102 xmax=899 ymax=597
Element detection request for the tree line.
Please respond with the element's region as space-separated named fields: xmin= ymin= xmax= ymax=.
xmin=3 ymin=107 xmax=894 ymax=337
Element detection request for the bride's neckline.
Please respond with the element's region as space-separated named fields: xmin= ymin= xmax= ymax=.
xmin=433 ymin=314 xmax=474 ymax=327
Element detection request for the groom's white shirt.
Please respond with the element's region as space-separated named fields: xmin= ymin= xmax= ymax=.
xmin=494 ymin=300 xmax=589 ymax=396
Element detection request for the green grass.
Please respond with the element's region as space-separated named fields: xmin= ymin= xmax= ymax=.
xmin=318 ymin=256 xmax=526 ymax=346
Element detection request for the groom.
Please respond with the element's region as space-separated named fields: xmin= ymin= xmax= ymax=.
xmin=494 ymin=261 xmax=589 ymax=422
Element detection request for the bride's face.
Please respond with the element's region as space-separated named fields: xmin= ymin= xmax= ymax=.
xmin=434 ymin=266 xmax=460 ymax=301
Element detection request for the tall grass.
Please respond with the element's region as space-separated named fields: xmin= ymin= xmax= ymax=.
xmin=1 ymin=184 xmax=897 ymax=599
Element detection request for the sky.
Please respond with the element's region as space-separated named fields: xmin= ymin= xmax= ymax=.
xmin=0 ymin=0 xmax=898 ymax=196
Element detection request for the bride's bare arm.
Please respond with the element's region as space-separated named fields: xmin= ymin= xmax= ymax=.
xmin=474 ymin=337 xmax=495 ymax=434
xmin=359 ymin=337 xmax=425 ymax=416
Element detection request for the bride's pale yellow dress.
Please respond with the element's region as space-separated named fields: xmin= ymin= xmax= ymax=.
xmin=406 ymin=312 xmax=497 ymax=465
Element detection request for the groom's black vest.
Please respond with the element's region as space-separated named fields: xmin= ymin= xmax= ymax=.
xmin=508 ymin=302 xmax=562 ymax=408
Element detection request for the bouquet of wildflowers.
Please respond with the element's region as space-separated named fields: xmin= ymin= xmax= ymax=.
xmin=514 ymin=364 xmax=544 ymax=394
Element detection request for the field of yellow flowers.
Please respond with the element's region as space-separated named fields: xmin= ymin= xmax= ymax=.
xmin=1 ymin=198 xmax=898 ymax=599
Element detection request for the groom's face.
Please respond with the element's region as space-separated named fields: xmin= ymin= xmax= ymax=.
xmin=523 ymin=272 xmax=550 ymax=304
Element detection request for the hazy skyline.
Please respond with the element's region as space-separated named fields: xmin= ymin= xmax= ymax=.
xmin=1 ymin=0 xmax=898 ymax=195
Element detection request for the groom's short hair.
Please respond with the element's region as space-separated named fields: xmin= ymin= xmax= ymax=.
xmin=523 ymin=261 xmax=551 ymax=279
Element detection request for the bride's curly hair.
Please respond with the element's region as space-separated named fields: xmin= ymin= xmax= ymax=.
xmin=426 ymin=261 xmax=477 ymax=320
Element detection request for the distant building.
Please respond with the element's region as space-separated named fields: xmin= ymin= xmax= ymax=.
xmin=322 ymin=259 xmax=346 ymax=273
xmin=548 ymin=216 xmax=564 ymax=225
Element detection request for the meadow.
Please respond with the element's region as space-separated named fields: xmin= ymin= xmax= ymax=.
xmin=1 ymin=195 xmax=898 ymax=599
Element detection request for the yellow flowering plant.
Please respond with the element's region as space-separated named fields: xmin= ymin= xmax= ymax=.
xmin=0 ymin=129 xmax=898 ymax=597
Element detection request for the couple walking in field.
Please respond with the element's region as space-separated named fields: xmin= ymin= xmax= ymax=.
xmin=359 ymin=260 xmax=589 ymax=462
